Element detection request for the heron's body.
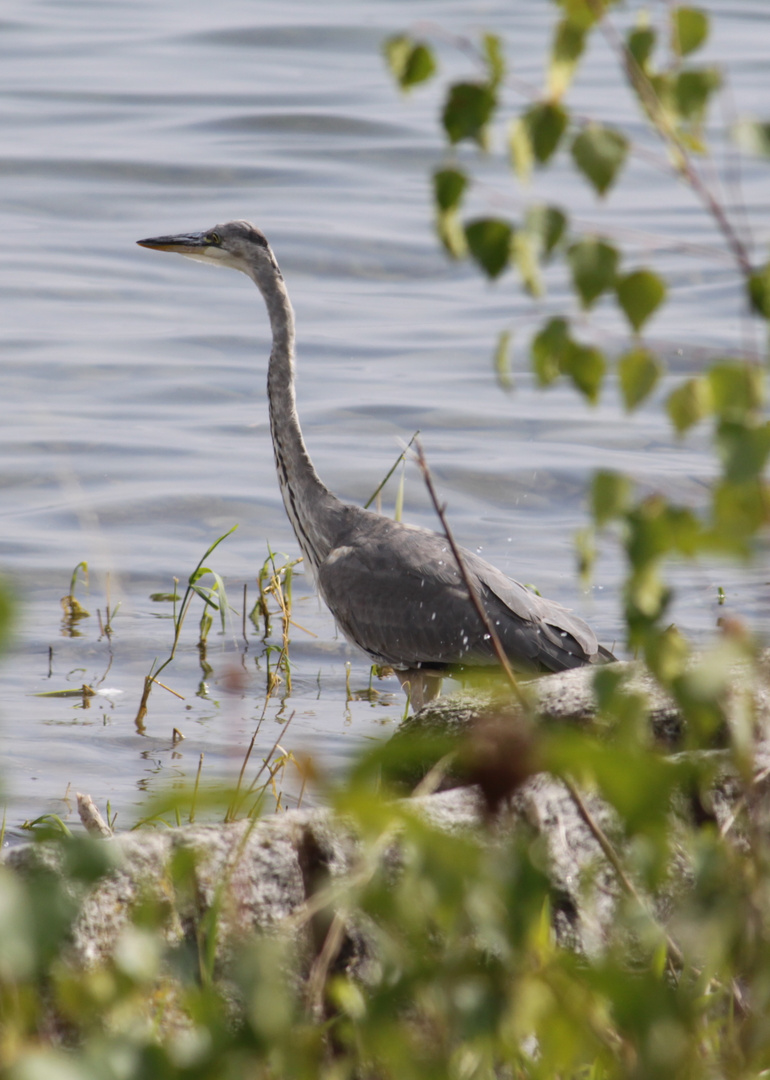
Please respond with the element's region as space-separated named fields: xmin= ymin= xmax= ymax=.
xmin=138 ymin=221 xmax=613 ymax=707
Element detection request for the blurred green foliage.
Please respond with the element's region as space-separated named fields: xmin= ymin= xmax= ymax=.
xmin=1 ymin=712 xmax=769 ymax=1079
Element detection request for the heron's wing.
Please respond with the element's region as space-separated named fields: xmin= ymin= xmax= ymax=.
xmin=317 ymin=514 xmax=604 ymax=672
xmin=317 ymin=525 xmax=488 ymax=669
xmin=460 ymin=549 xmax=604 ymax=663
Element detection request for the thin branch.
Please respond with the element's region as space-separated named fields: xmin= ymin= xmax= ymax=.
xmin=596 ymin=7 xmax=753 ymax=277
xmin=412 ymin=438 xmax=526 ymax=706
xmin=244 ymin=711 xmax=296 ymax=800
xmin=564 ymin=776 xmax=683 ymax=966
xmin=564 ymin=774 xmax=748 ymax=1017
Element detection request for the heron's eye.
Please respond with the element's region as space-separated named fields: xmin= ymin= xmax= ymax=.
xmin=206 ymin=232 xmax=221 ymax=245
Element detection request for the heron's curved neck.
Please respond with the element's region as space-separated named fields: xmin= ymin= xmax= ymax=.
xmin=249 ymin=265 xmax=341 ymax=574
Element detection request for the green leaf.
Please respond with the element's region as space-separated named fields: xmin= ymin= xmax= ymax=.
xmin=626 ymin=562 xmax=669 ymax=622
xmin=748 ymin=263 xmax=770 ymax=318
xmin=591 ymin=471 xmax=633 ymax=525
xmin=512 ymin=231 xmax=542 ymax=296
xmin=563 ymin=341 xmax=606 ymax=403
xmin=482 ymin=33 xmax=505 ymax=88
xmin=674 ymin=67 xmax=721 ymax=124
xmin=0 ymin=579 xmax=14 ymax=654
xmin=626 ymin=494 xmax=688 ymax=568
xmin=464 ymin=218 xmax=513 ymax=279
xmin=442 ymin=82 xmax=496 ymax=145
xmin=567 ymin=236 xmax=619 ymax=308
xmin=543 ymin=731 xmax=681 ymax=840
xmin=715 ymin=420 xmax=770 ymax=484
xmin=552 ymin=0 xmax=603 ymax=31
xmin=707 ymin=361 xmax=765 ymax=420
xmin=666 ymin=376 xmax=713 ymax=433
xmin=384 ymin=36 xmax=437 ymax=90
xmin=733 ymin=119 xmax=770 ymax=158
xmin=627 ymin=26 xmax=656 ymax=71
xmin=549 ymin=18 xmax=587 ymax=97
xmin=575 ymin=524 xmax=596 ymax=580
xmin=711 ymin=478 xmax=769 ymax=548
xmin=618 ymin=348 xmax=663 ymax=410
xmin=436 ymin=210 xmax=466 ymax=258
xmin=493 ymin=330 xmax=513 ymax=391
xmin=571 ymin=123 xmax=628 ymax=196
xmin=522 ymin=102 xmax=569 ymax=164
xmin=525 ymin=204 xmax=567 ymax=260
xmin=509 ymin=117 xmax=534 ymax=182
xmin=665 ymin=506 xmax=703 ymax=557
xmin=615 ymin=268 xmax=667 ymax=332
xmin=433 ymin=168 xmax=467 ymax=212
xmin=532 ymin=317 xmax=570 ymax=386
xmin=672 ymin=7 xmax=709 ymax=57
xmin=432 ymin=171 xmax=466 ymax=256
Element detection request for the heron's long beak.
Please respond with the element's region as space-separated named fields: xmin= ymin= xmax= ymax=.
xmin=136 ymin=232 xmax=208 ymax=254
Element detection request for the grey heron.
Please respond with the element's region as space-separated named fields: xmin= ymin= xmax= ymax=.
xmin=137 ymin=221 xmax=614 ymax=708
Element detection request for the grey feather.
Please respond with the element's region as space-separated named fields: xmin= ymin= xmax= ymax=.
xmin=317 ymin=505 xmax=609 ymax=675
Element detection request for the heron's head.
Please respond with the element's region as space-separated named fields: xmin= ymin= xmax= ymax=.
xmin=137 ymin=220 xmax=281 ymax=282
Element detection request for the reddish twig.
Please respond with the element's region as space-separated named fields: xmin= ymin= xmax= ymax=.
xmin=413 ymin=438 xmax=526 ymax=706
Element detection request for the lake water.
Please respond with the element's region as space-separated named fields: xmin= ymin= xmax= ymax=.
xmin=1 ymin=0 xmax=768 ymax=840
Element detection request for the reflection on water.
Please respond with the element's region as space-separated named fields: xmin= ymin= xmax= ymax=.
xmin=0 ymin=0 xmax=768 ymax=839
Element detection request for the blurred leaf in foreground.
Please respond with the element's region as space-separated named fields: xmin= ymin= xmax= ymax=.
xmin=672 ymin=7 xmax=709 ymax=58
xmin=443 ymin=82 xmax=496 ymax=146
xmin=568 ymin=236 xmax=619 ymax=308
xmin=618 ymin=347 xmax=663 ymax=410
xmin=465 ymin=218 xmax=513 ymax=279
xmin=384 ymin=36 xmax=437 ymax=90
xmin=549 ymin=18 xmax=587 ymax=97
xmin=522 ymin=101 xmax=569 ymax=164
xmin=493 ymin=329 xmax=513 ymax=391
xmin=667 ymin=376 xmax=713 ymax=433
xmin=563 ymin=341 xmax=606 ymax=403
xmin=571 ymin=123 xmax=628 ymax=195
xmin=615 ymin=268 xmax=667 ymax=332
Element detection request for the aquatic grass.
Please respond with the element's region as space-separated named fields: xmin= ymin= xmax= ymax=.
xmin=249 ymin=547 xmax=312 ymax=703
xmin=129 ymin=748 xmax=299 ymax=832
xmin=264 ymin=642 xmax=292 ymax=698
xmin=125 ymin=705 xmax=300 ymax=831
xmin=345 ymin=661 xmax=392 ymax=705
xmin=251 ymin=547 xmax=300 ymax=635
xmin=34 ymin=685 xmax=96 ymax=702
xmin=189 ymin=753 xmax=204 ymax=824
xmin=225 ymin=710 xmax=296 ymax=822
xmin=134 ymin=525 xmax=238 ymax=730
xmin=364 ymin=428 xmax=419 ymax=512
xmin=60 ymin=560 xmax=90 ymax=636
xmin=33 ymin=531 xmax=312 ymax=831
xmin=20 ymin=813 xmax=73 ymax=840
xmin=393 ymin=456 xmax=406 ymax=522
xmin=253 ymin=551 xmax=274 ymax=637
xmin=96 ymin=572 xmax=120 ymax=640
